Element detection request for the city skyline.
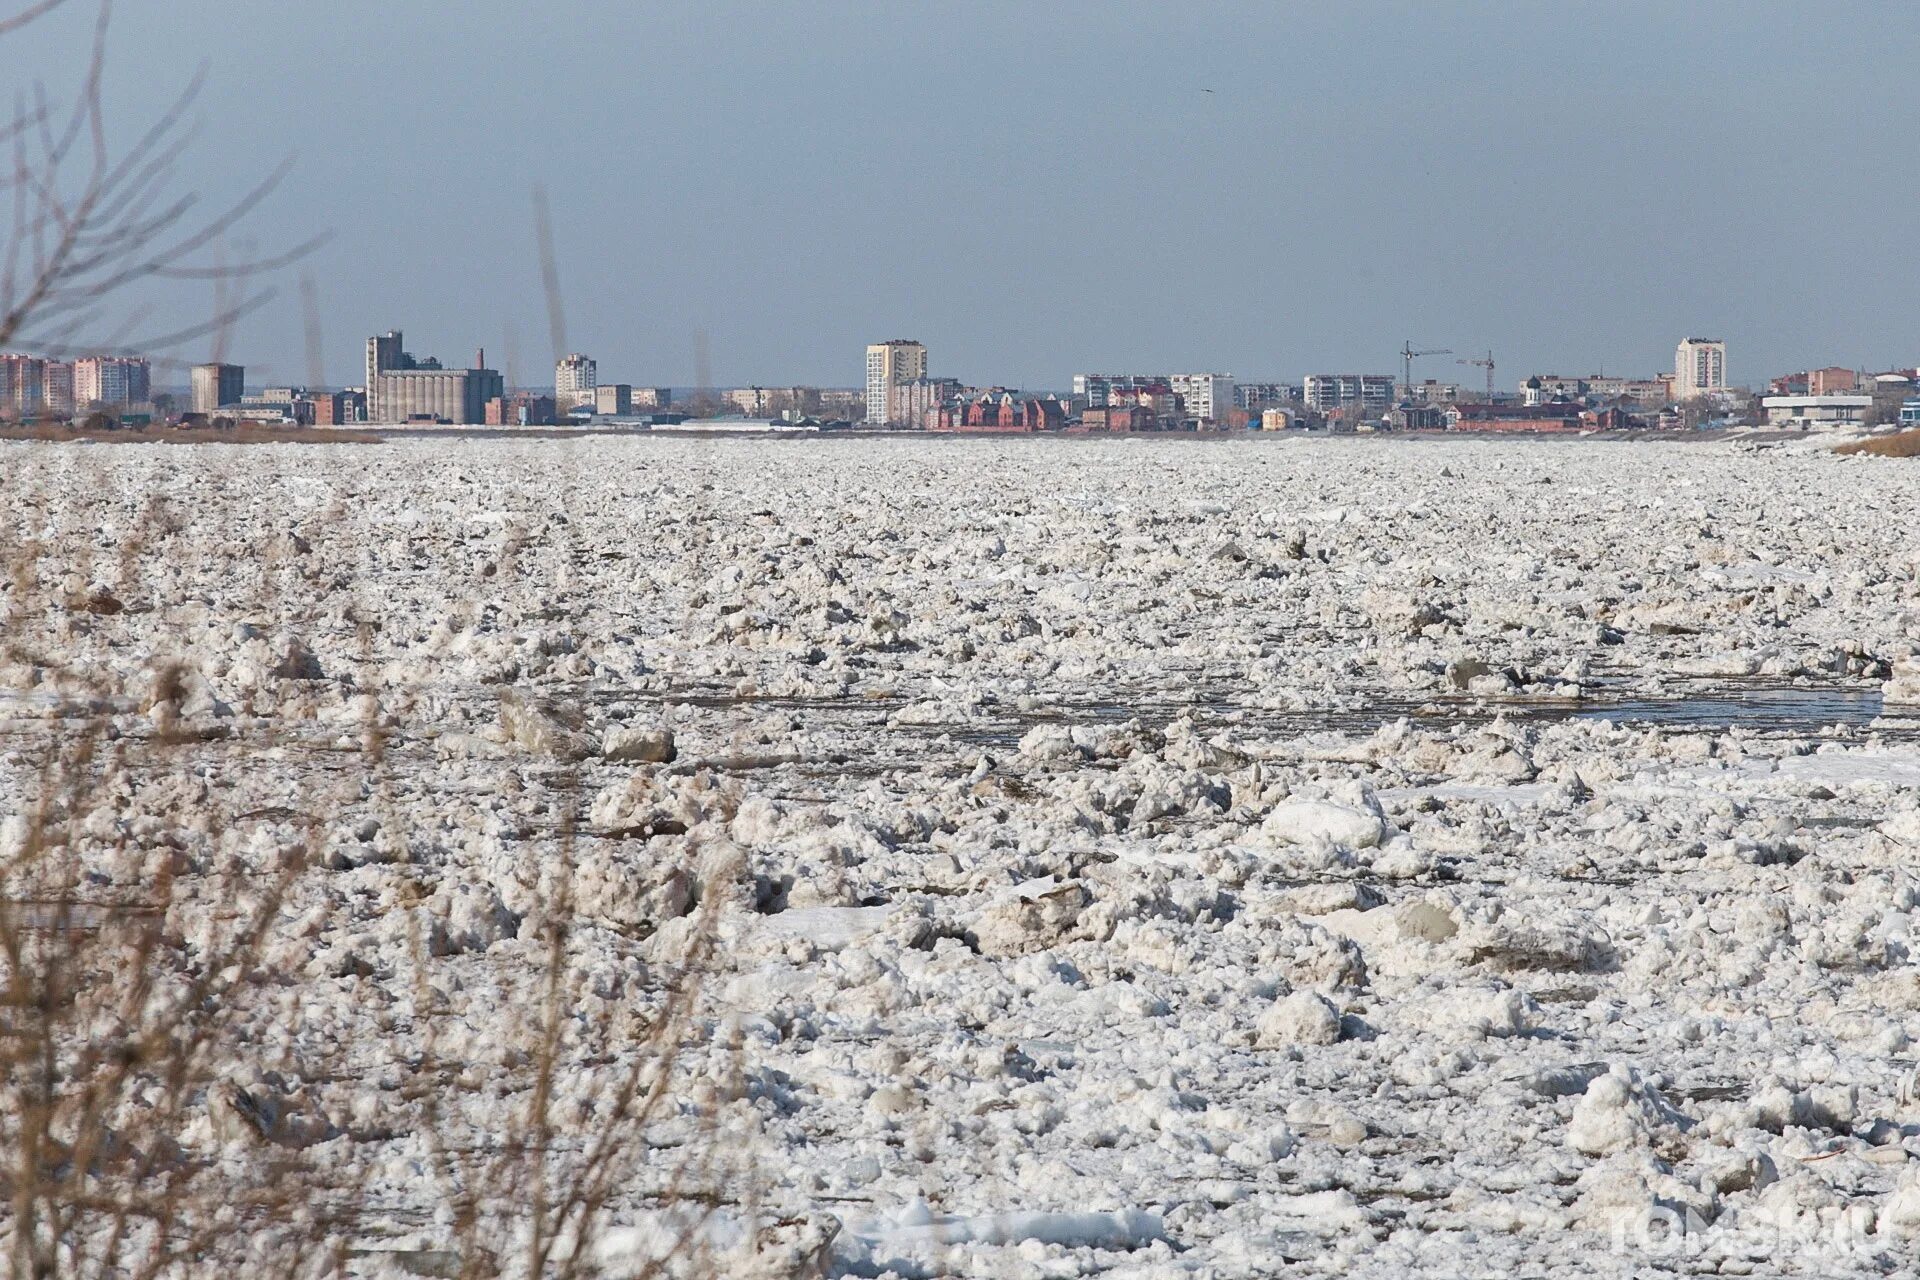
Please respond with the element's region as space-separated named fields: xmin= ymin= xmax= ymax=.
xmin=6 ymin=1 xmax=1917 ymax=390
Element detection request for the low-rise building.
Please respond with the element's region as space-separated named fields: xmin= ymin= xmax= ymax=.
xmin=309 ymin=390 xmax=367 ymax=425
xmin=934 ymin=391 xmax=1066 ymax=433
xmin=1391 ymin=403 xmax=1448 ymax=430
xmin=1761 ymin=395 xmax=1873 ymax=428
xmin=1899 ymin=397 xmax=1920 ymax=427
xmin=1447 ymin=403 xmax=1586 ymax=432
xmin=1259 ymin=407 xmax=1297 ymax=430
xmin=485 ymin=393 xmax=558 ymax=426
xmin=1075 ymin=405 xmax=1161 ymax=432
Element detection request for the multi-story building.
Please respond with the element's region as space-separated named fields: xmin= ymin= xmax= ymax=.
xmin=595 ymin=384 xmax=632 ymax=415
xmin=722 ymin=386 xmax=828 ymax=418
xmin=1075 ymin=372 xmax=1237 ymax=424
xmin=72 ymin=355 xmax=150 ymax=409
xmin=42 ymin=361 xmax=74 ymax=415
xmin=630 ymin=387 xmax=672 ymax=410
xmin=1674 ymin=338 xmax=1727 ymax=400
xmin=933 ymin=391 xmax=1068 ymax=433
xmin=1234 ymin=382 xmax=1298 ymax=410
xmin=1771 ymin=366 xmax=1858 ymax=398
xmin=1524 ymin=374 xmax=1675 ymax=405
xmin=237 ymin=387 xmax=306 ymax=422
xmin=1408 ymin=380 xmax=1461 ymax=405
xmin=865 ymin=340 xmax=928 ymax=425
xmin=1302 ymin=374 xmax=1395 ymax=413
xmin=817 ymin=388 xmax=864 ymax=420
xmin=1167 ymin=373 xmax=1236 ymax=423
xmin=365 ymin=332 xmax=503 ymax=423
xmin=0 ymin=354 xmax=47 ymax=419
xmin=891 ymin=377 xmax=963 ymax=431
xmin=190 ymin=363 xmax=245 ymax=414
xmin=1108 ymin=382 xmax=1182 ymax=422
xmin=723 ymin=386 xmax=825 ymax=419
xmin=485 ymin=392 xmax=557 ymax=426
xmin=309 ymin=390 xmax=367 ymax=425
xmin=555 ymin=353 xmax=596 ymax=410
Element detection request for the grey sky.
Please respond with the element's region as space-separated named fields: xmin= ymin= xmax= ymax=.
xmin=15 ymin=0 xmax=1920 ymax=390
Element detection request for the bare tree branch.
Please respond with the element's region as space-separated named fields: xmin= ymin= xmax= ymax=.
xmin=0 ymin=0 xmax=68 ymax=42
xmin=0 ymin=0 xmax=318 ymax=367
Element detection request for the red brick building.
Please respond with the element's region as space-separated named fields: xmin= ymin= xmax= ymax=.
xmin=934 ymin=392 xmax=1066 ymax=432
xmin=484 ymin=393 xmax=557 ymax=426
xmin=308 ymin=390 xmax=368 ymax=425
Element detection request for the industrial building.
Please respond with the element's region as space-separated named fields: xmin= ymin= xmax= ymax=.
xmin=365 ymin=331 xmax=503 ymax=423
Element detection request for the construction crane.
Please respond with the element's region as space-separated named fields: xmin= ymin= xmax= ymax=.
xmin=1458 ymin=350 xmax=1495 ymax=403
xmin=1400 ymin=341 xmax=1452 ymax=399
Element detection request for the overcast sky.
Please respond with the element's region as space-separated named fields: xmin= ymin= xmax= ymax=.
xmin=13 ymin=0 xmax=1920 ymax=390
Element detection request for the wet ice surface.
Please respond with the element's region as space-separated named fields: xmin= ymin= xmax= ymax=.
xmin=7 ymin=434 xmax=1920 ymax=1276
xmin=1574 ymin=685 xmax=1890 ymax=734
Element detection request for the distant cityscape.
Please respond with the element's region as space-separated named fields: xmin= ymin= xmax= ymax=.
xmin=3 ymin=333 xmax=1918 ymax=434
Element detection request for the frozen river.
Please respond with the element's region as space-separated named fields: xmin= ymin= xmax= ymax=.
xmin=4 ymin=434 xmax=1920 ymax=1276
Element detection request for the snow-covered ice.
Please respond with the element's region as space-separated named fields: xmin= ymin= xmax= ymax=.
xmin=5 ymin=432 xmax=1920 ymax=1276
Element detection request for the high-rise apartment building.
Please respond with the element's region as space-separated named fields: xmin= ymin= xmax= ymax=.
xmin=1674 ymin=338 xmax=1726 ymax=400
xmin=42 ymin=361 xmax=74 ymax=415
xmin=866 ymin=340 xmax=928 ymax=425
xmin=73 ymin=356 xmax=150 ymax=409
xmin=191 ymin=363 xmax=245 ymax=414
xmin=555 ymin=353 xmax=597 ymax=410
xmin=0 ymin=354 xmax=46 ymax=419
xmin=364 ymin=331 xmax=503 ymax=423
xmin=1302 ymin=374 xmax=1395 ymax=412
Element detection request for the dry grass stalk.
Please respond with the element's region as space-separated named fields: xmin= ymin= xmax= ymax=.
xmin=1835 ymin=429 xmax=1920 ymax=458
